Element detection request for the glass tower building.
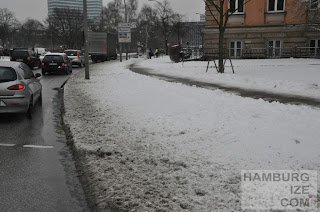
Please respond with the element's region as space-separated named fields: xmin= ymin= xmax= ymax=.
xmin=47 ymin=0 xmax=102 ymax=19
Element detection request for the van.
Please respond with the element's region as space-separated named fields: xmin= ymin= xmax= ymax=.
xmin=34 ymin=48 xmax=49 ymax=56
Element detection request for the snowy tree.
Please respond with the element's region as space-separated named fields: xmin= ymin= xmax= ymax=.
xmin=136 ymin=5 xmax=158 ymax=49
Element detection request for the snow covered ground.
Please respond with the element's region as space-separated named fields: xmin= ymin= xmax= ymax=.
xmin=138 ymin=57 xmax=320 ymax=99
xmin=63 ymin=57 xmax=320 ymax=211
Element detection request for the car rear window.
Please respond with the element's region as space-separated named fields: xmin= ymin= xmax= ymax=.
xmin=43 ymin=55 xmax=63 ymax=62
xmin=0 ymin=67 xmax=17 ymax=83
xmin=65 ymin=51 xmax=77 ymax=56
xmin=11 ymin=51 xmax=29 ymax=57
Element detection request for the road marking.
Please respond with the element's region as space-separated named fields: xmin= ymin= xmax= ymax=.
xmin=23 ymin=145 xmax=54 ymax=149
xmin=0 ymin=143 xmax=16 ymax=147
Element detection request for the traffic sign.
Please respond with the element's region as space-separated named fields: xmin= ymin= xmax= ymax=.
xmin=118 ymin=32 xmax=131 ymax=43
xmin=118 ymin=23 xmax=130 ymax=28
xmin=118 ymin=28 xmax=131 ymax=33
xmin=118 ymin=23 xmax=131 ymax=43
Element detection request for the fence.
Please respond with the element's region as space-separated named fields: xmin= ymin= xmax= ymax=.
xmin=242 ymin=47 xmax=320 ymax=59
xmin=206 ymin=47 xmax=320 ymax=59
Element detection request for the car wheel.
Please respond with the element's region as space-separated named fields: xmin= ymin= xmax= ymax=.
xmin=78 ymin=62 xmax=82 ymax=68
xmin=27 ymin=97 xmax=33 ymax=119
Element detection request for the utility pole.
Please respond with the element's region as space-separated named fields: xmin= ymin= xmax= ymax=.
xmin=120 ymin=43 xmax=122 ymax=62
xmin=124 ymin=0 xmax=128 ymax=60
xmin=83 ymin=0 xmax=89 ymax=79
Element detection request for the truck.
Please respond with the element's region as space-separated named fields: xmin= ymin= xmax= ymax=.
xmin=88 ymin=32 xmax=117 ymax=62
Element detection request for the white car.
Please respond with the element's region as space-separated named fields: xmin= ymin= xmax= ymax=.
xmin=64 ymin=50 xmax=85 ymax=67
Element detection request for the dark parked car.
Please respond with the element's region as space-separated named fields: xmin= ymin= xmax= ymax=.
xmin=10 ymin=48 xmax=41 ymax=69
xmin=0 ymin=61 xmax=42 ymax=118
xmin=41 ymin=53 xmax=72 ymax=75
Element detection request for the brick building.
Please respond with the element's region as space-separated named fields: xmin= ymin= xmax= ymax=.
xmin=203 ymin=0 xmax=320 ymax=59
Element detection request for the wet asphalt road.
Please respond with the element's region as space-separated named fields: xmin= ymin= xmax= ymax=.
xmin=0 ymin=67 xmax=89 ymax=212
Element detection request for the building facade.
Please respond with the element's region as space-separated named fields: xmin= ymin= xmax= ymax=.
xmin=182 ymin=22 xmax=205 ymax=48
xmin=203 ymin=0 xmax=320 ymax=59
xmin=47 ymin=0 xmax=102 ymax=19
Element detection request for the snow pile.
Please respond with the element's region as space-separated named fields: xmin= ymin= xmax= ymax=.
xmin=0 ymin=56 xmax=10 ymax=61
xmin=64 ymin=59 xmax=320 ymax=211
xmin=138 ymin=57 xmax=320 ymax=99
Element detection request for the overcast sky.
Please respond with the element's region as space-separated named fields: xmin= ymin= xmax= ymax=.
xmin=0 ymin=0 xmax=205 ymax=23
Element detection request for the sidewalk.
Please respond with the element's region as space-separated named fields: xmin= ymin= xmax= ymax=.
xmin=63 ymin=58 xmax=320 ymax=211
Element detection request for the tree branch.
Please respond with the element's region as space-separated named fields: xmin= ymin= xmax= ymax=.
xmin=204 ymin=0 xmax=220 ymax=25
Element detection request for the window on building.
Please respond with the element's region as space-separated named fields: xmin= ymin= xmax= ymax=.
xmin=229 ymin=41 xmax=242 ymax=58
xmin=268 ymin=40 xmax=281 ymax=57
xmin=310 ymin=0 xmax=320 ymax=9
xmin=230 ymin=0 xmax=244 ymax=13
xmin=268 ymin=0 xmax=284 ymax=12
xmin=309 ymin=39 xmax=320 ymax=56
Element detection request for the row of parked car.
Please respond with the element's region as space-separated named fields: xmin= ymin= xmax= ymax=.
xmin=9 ymin=48 xmax=85 ymax=75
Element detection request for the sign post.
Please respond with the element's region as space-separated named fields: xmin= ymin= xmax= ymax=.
xmin=118 ymin=23 xmax=131 ymax=62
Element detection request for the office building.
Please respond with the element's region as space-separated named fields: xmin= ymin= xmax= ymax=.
xmin=47 ymin=0 xmax=102 ymax=19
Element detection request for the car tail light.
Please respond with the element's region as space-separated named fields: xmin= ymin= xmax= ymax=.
xmin=41 ymin=62 xmax=44 ymax=66
xmin=77 ymin=51 xmax=80 ymax=57
xmin=61 ymin=62 xmax=66 ymax=66
xmin=7 ymin=84 xmax=24 ymax=90
xmin=27 ymin=56 xmax=31 ymax=61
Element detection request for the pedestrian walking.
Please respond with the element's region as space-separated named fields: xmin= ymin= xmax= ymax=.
xmin=154 ymin=48 xmax=159 ymax=58
xmin=148 ymin=48 xmax=153 ymax=59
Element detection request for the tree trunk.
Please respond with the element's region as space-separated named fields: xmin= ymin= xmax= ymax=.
xmin=218 ymin=27 xmax=225 ymax=73
xmin=218 ymin=0 xmax=225 ymax=73
xmin=165 ymin=38 xmax=168 ymax=55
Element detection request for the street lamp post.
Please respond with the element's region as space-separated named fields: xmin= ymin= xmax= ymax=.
xmin=124 ymin=0 xmax=128 ymax=60
xmin=83 ymin=0 xmax=89 ymax=79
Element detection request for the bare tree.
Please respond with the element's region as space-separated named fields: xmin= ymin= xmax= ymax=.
xmin=204 ymin=0 xmax=250 ymax=73
xmin=0 ymin=8 xmax=18 ymax=48
xmin=291 ymin=0 xmax=320 ymax=31
xmin=21 ymin=18 xmax=45 ymax=48
xmin=153 ymin=0 xmax=175 ymax=55
xmin=137 ymin=5 xmax=158 ymax=49
xmin=100 ymin=1 xmax=124 ymax=32
xmin=170 ymin=13 xmax=188 ymax=46
xmin=47 ymin=8 xmax=84 ymax=49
